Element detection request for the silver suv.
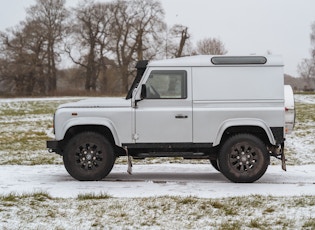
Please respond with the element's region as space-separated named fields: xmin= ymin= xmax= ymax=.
xmin=47 ymin=55 xmax=295 ymax=183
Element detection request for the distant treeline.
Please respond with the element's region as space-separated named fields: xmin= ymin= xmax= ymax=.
xmin=284 ymin=74 xmax=315 ymax=92
xmin=0 ymin=0 xmax=228 ymax=96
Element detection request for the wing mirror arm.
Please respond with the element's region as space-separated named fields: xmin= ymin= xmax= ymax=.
xmin=132 ymin=84 xmax=146 ymax=108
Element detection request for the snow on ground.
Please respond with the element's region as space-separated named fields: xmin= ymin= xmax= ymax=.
xmin=294 ymin=94 xmax=315 ymax=104
xmin=1 ymin=164 xmax=315 ymax=199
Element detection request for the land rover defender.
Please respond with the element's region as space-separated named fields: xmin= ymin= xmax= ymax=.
xmin=47 ymin=55 xmax=295 ymax=183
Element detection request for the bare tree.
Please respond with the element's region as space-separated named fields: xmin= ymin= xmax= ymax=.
xmin=132 ymin=0 xmax=165 ymax=61
xmin=298 ymin=21 xmax=315 ymax=88
xmin=110 ymin=0 xmax=165 ymax=93
xmin=196 ymin=37 xmax=227 ymax=55
xmin=66 ymin=0 xmax=112 ymax=91
xmin=0 ymin=20 xmax=47 ymax=95
xmin=1 ymin=0 xmax=195 ymax=95
xmin=298 ymin=58 xmax=315 ymax=88
xmin=0 ymin=0 xmax=67 ymax=95
xmin=27 ymin=0 xmax=68 ymax=93
xmin=311 ymin=22 xmax=315 ymax=59
xmin=176 ymin=26 xmax=189 ymax=57
xmin=165 ymin=24 xmax=191 ymax=58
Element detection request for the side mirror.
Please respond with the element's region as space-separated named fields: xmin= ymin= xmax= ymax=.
xmin=141 ymin=84 xmax=147 ymax=99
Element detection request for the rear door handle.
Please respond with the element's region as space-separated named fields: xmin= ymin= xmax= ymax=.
xmin=175 ymin=115 xmax=188 ymax=119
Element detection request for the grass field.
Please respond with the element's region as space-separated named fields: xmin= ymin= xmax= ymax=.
xmin=0 ymin=95 xmax=315 ymax=229
xmin=0 ymin=98 xmax=74 ymax=165
xmin=1 ymin=192 xmax=315 ymax=229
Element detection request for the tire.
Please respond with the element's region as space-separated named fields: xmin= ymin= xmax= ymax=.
xmin=210 ymin=159 xmax=220 ymax=172
xmin=218 ymin=134 xmax=269 ymax=183
xmin=63 ymin=132 xmax=115 ymax=181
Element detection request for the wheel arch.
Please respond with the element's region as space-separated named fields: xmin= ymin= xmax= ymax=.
xmin=214 ymin=118 xmax=276 ymax=147
xmin=63 ymin=125 xmax=116 ymax=146
xmin=58 ymin=118 xmax=120 ymax=146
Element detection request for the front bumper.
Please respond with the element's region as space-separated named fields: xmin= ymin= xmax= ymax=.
xmin=46 ymin=140 xmax=62 ymax=155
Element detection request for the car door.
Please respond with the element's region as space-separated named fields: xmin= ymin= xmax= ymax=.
xmin=135 ymin=68 xmax=192 ymax=143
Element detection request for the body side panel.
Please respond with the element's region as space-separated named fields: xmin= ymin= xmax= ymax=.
xmin=54 ymin=107 xmax=133 ymax=145
xmin=192 ymin=65 xmax=285 ymax=144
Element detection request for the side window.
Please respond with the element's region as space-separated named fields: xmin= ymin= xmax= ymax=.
xmin=145 ymin=70 xmax=187 ymax=99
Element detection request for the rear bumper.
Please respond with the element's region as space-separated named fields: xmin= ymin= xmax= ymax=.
xmin=284 ymin=85 xmax=295 ymax=134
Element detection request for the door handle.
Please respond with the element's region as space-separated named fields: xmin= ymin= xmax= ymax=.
xmin=175 ymin=115 xmax=188 ymax=119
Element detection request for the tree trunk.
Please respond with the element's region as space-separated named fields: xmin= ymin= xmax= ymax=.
xmin=176 ymin=27 xmax=189 ymax=58
xmin=121 ymin=65 xmax=129 ymax=94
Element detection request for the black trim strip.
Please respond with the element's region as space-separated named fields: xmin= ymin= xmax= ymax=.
xmin=122 ymin=143 xmax=213 ymax=149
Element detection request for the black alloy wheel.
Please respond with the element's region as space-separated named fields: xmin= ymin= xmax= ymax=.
xmin=63 ymin=132 xmax=115 ymax=181
xmin=218 ymin=134 xmax=269 ymax=183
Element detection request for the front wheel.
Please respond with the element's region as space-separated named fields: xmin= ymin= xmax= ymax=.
xmin=63 ymin=132 xmax=115 ymax=181
xmin=210 ymin=159 xmax=220 ymax=172
xmin=218 ymin=134 xmax=269 ymax=183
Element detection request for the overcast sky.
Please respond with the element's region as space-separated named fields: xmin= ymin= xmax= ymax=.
xmin=1 ymin=0 xmax=315 ymax=77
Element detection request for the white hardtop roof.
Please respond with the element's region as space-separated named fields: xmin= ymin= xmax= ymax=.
xmin=148 ymin=55 xmax=283 ymax=67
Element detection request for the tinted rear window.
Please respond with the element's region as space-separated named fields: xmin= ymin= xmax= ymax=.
xmin=211 ymin=56 xmax=267 ymax=65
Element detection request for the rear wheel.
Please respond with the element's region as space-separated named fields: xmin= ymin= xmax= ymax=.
xmin=218 ymin=134 xmax=269 ymax=183
xmin=63 ymin=132 xmax=115 ymax=181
